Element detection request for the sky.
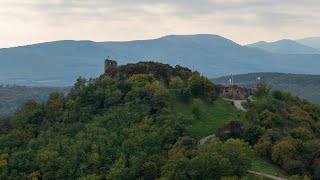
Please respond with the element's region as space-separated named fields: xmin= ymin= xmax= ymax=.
xmin=1 ymin=0 xmax=320 ymax=48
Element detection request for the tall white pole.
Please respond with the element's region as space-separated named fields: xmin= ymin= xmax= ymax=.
xmin=231 ymin=74 xmax=234 ymax=85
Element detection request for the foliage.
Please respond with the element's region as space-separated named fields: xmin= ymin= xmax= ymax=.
xmin=0 ymin=62 xmax=255 ymax=179
xmin=188 ymin=73 xmax=215 ymax=100
xmin=244 ymin=89 xmax=320 ymax=178
xmin=2 ymin=62 xmax=320 ymax=179
xmin=255 ymin=82 xmax=272 ymax=99
xmin=171 ymin=98 xmax=245 ymax=139
xmin=161 ymin=138 xmax=253 ymax=179
xmin=0 ymin=85 xmax=70 ymax=116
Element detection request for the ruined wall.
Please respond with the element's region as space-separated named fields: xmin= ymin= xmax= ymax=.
xmin=104 ymin=59 xmax=117 ymax=76
xmin=217 ymin=85 xmax=254 ymax=100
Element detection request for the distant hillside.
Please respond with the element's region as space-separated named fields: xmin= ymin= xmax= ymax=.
xmin=213 ymin=72 xmax=320 ymax=104
xmin=246 ymin=39 xmax=320 ymax=54
xmin=1 ymin=34 xmax=320 ymax=86
xmin=0 ymin=85 xmax=70 ymax=115
xmin=297 ymin=37 xmax=320 ymax=50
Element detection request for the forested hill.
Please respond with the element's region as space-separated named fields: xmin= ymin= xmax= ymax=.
xmin=1 ymin=62 xmax=320 ymax=179
xmin=213 ymin=72 xmax=320 ymax=104
xmin=0 ymin=85 xmax=70 ymax=115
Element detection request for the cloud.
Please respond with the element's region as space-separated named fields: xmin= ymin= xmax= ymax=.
xmin=0 ymin=0 xmax=320 ymax=47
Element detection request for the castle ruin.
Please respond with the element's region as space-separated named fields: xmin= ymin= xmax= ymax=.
xmin=104 ymin=59 xmax=117 ymax=76
xmin=217 ymin=85 xmax=255 ymax=100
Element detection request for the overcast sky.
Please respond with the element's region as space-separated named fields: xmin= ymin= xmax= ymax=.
xmin=1 ymin=0 xmax=319 ymax=48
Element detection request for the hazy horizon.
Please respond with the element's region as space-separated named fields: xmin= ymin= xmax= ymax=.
xmin=1 ymin=0 xmax=320 ymax=48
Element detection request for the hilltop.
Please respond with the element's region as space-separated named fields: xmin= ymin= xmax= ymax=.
xmin=213 ymin=72 xmax=320 ymax=104
xmin=0 ymin=62 xmax=319 ymax=179
xmin=246 ymin=39 xmax=320 ymax=54
xmin=1 ymin=34 xmax=320 ymax=86
xmin=297 ymin=37 xmax=320 ymax=50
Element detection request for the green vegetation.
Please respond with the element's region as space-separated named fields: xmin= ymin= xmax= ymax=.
xmin=0 ymin=62 xmax=252 ymax=179
xmin=171 ymin=98 xmax=245 ymax=139
xmin=243 ymin=82 xmax=320 ymax=179
xmin=0 ymin=85 xmax=70 ymax=116
xmin=213 ymin=72 xmax=320 ymax=104
xmin=250 ymin=156 xmax=287 ymax=177
xmin=1 ymin=62 xmax=319 ymax=179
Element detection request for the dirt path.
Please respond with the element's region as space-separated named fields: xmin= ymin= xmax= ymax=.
xmin=198 ymin=97 xmax=287 ymax=180
xmin=223 ymin=98 xmax=247 ymax=112
xmin=198 ymin=134 xmax=216 ymax=145
xmin=198 ymin=97 xmax=249 ymax=145
xmin=249 ymin=171 xmax=288 ymax=180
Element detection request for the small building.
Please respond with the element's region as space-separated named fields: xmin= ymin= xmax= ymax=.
xmin=217 ymin=85 xmax=255 ymax=100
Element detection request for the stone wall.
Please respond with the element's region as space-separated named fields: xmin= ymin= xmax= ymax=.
xmin=104 ymin=59 xmax=117 ymax=76
xmin=217 ymin=85 xmax=254 ymax=100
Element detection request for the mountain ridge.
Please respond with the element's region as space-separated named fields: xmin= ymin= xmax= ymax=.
xmin=297 ymin=37 xmax=320 ymax=50
xmin=1 ymin=34 xmax=320 ymax=86
xmin=246 ymin=39 xmax=320 ymax=54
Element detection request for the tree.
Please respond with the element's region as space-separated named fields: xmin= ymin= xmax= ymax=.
xmin=188 ymin=73 xmax=214 ymax=98
xmin=290 ymin=127 xmax=314 ymax=140
xmin=254 ymin=136 xmax=272 ymax=158
xmin=242 ymin=124 xmax=265 ymax=145
xmin=255 ymin=82 xmax=272 ymax=99
xmin=258 ymin=109 xmax=283 ymax=128
xmin=35 ymin=149 xmax=68 ymax=179
xmin=272 ymin=140 xmax=298 ymax=166
xmin=161 ymin=138 xmax=253 ymax=179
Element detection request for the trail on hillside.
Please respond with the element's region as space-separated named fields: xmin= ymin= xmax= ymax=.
xmin=223 ymin=98 xmax=248 ymax=112
xmin=198 ymin=97 xmax=288 ymax=180
xmin=198 ymin=134 xmax=216 ymax=145
xmin=223 ymin=96 xmax=256 ymax=112
xmin=249 ymin=171 xmax=288 ymax=180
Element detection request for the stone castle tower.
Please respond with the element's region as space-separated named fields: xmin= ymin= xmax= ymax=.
xmin=104 ymin=59 xmax=117 ymax=76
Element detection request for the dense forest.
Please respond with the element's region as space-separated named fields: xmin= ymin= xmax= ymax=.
xmin=0 ymin=62 xmax=319 ymax=179
xmin=213 ymin=72 xmax=320 ymax=104
xmin=0 ymin=85 xmax=70 ymax=115
xmin=244 ymin=83 xmax=320 ymax=179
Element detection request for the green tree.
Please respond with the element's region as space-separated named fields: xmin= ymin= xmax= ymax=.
xmin=272 ymin=140 xmax=298 ymax=166
xmin=188 ymin=73 xmax=214 ymax=98
xmin=255 ymin=82 xmax=272 ymax=99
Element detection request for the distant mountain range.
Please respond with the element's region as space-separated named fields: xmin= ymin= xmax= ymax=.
xmin=246 ymin=39 xmax=320 ymax=54
xmin=213 ymin=72 xmax=320 ymax=104
xmin=1 ymin=34 xmax=320 ymax=86
xmin=297 ymin=37 xmax=320 ymax=50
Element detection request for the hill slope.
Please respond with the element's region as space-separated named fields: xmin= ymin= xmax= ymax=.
xmin=1 ymin=34 xmax=320 ymax=86
xmin=1 ymin=62 xmax=319 ymax=179
xmin=0 ymin=62 xmax=255 ymax=179
xmin=0 ymin=85 xmax=70 ymax=116
xmin=297 ymin=37 xmax=320 ymax=50
xmin=213 ymin=72 xmax=320 ymax=104
xmin=246 ymin=39 xmax=320 ymax=54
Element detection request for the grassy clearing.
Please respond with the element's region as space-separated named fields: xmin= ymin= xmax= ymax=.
xmin=250 ymin=156 xmax=288 ymax=178
xmin=171 ymin=97 xmax=288 ymax=178
xmin=171 ymin=97 xmax=245 ymax=139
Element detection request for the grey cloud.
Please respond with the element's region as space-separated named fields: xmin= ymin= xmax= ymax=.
xmin=4 ymin=0 xmax=320 ymax=24
xmin=1 ymin=0 xmax=320 ymax=47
